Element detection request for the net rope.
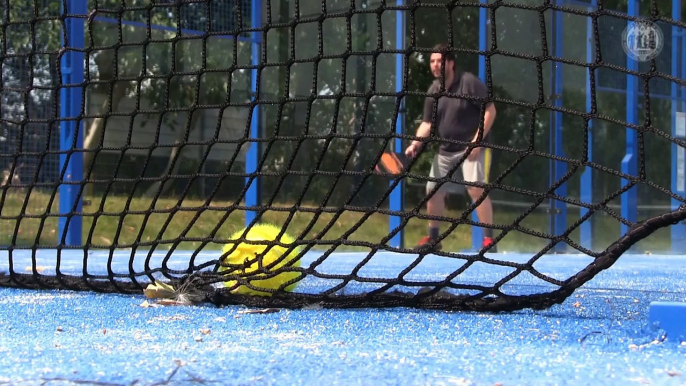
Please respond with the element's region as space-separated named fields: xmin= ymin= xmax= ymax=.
xmin=0 ymin=0 xmax=685 ymax=311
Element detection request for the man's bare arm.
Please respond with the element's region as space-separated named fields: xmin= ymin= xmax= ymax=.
xmin=472 ymin=102 xmax=497 ymax=143
xmin=406 ymin=121 xmax=432 ymax=158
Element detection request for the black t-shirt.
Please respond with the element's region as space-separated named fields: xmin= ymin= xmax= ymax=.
xmin=421 ymin=71 xmax=490 ymax=154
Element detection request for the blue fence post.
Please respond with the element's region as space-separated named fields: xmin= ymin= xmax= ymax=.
xmin=474 ymin=0 xmax=487 ymax=251
xmin=549 ymin=0 xmax=567 ymax=253
xmin=621 ymin=0 xmax=639 ymax=237
xmin=683 ymin=17 xmax=686 ymax=118
xmin=59 ymin=0 xmax=86 ymax=246
xmin=672 ymin=0 xmax=686 ymax=253
xmin=580 ymin=0 xmax=597 ymax=250
xmin=245 ymin=0 xmax=262 ymax=227
xmin=389 ymin=0 xmax=405 ymax=249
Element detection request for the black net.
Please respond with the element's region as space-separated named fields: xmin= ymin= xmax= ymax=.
xmin=0 ymin=0 xmax=685 ymax=312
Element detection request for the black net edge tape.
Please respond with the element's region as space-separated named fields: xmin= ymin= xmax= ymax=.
xmin=1 ymin=205 xmax=684 ymax=312
xmin=0 ymin=273 xmax=147 ymax=294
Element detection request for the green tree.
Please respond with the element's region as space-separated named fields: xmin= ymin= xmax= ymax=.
xmin=82 ymin=1 xmax=247 ymax=197
xmin=0 ymin=0 xmax=62 ymax=180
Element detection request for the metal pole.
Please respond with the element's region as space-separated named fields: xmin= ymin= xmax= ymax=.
xmin=671 ymin=0 xmax=685 ymax=253
xmin=474 ymin=0 xmax=488 ymax=251
xmin=389 ymin=0 xmax=405 ymax=248
xmin=245 ymin=0 xmax=262 ymax=227
xmin=59 ymin=0 xmax=86 ymax=246
xmin=621 ymin=0 xmax=639 ymax=237
xmin=549 ymin=0 xmax=567 ymax=252
xmin=580 ymin=0 xmax=597 ymax=250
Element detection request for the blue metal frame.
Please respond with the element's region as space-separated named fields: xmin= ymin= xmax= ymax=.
xmin=682 ymin=25 xmax=686 ymax=251
xmin=671 ymin=0 xmax=686 ymax=253
xmin=550 ymin=0 xmax=567 ymax=252
xmin=580 ymin=0 xmax=597 ymax=250
xmin=59 ymin=0 xmax=86 ymax=246
xmin=389 ymin=0 xmax=405 ymax=248
xmin=474 ymin=0 xmax=488 ymax=250
xmin=245 ymin=0 xmax=262 ymax=227
xmin=621 ymin=0 xmax=639 ymax=237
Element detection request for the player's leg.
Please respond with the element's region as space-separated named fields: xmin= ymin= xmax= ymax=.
xmin=463 ymin=147 xmax=497 ymax=252
xmin=416 ymin=153 xmax=455 ymax=251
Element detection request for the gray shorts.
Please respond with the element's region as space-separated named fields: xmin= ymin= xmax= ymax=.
xmin=426 ymin=148 xmax=492 ymax=196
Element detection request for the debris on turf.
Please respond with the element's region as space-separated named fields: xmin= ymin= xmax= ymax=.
xmin=24 ymin=266 xmax=46 ymax=273
xmin=144 ymin=281 xmax=177 ymax=300
xmin=142 ymin=279 xmax=207 ymax=306
xmin=237 ymin=308 xmax=281 ymax=314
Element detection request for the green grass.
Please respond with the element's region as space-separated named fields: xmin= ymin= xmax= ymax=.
xmin=0 ymin=190 xmax=471 ymax=252
xmin=0 ymin=189 xmax=673 ymax=254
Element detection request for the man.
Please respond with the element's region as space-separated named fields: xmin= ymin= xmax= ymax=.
xmin=405 ymin=43 xmax=497 ymax=252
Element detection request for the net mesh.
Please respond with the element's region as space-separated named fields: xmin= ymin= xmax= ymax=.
xmin=0 ymin=0 xmax=685 ymax=311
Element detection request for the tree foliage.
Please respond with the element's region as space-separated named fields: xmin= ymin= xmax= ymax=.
xmin=0 ymin=0 xmax=62 ymax=181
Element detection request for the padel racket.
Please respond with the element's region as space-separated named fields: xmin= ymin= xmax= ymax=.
xmin=376 ymin=152 xmax=410 ymax=176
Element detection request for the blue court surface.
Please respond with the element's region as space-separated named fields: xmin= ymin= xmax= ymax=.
xmin=1 ymin=250 xmax=685 ymax=385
